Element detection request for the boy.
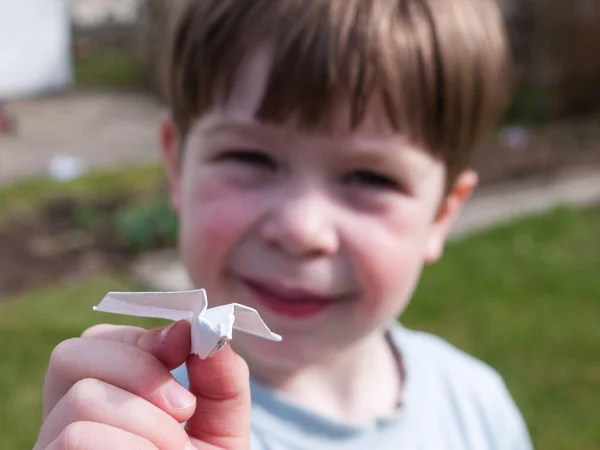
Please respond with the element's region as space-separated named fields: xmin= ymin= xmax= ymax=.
xmin=35 ymin=0 xmax=534 ymax=449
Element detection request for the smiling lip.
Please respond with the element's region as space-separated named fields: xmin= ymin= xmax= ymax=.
xmin=242 ymin=278 xmax=339 ymax=319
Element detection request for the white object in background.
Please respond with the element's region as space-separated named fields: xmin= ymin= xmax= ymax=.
xmin=0 ymin=0 xmax=72 ymax=99
xmin=94 ymin=289 xmax=282 ymax=359
xmin=499 ymin=126 xmax=530 ymax=150
xmin=48 ymin=155 xmax=88 ymax=181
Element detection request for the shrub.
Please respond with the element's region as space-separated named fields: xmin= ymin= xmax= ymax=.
xmin=112 ymin=195 xmax=178 ymax=252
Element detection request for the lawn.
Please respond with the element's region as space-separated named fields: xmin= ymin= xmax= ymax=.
xmin=74 ymin=47 xmax=143 ymax=89
xmin=0 ymin=276 xmax=166 ymax=448
xmin=1 ymin=206 xmax=598 ymax=449
xmin=0 ymin=163 xmax=164 ymax=222
xmin=403 ymin=206 xmax=600 ymax=450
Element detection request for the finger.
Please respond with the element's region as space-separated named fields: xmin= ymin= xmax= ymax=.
xmin=81 ymin=320 xmax=192 ymax=370
xmin=186 ymin=345 xmax=251 ymax=450
xmin=38 ymin=378 xmax=190 ymax=450
xmin=45 ymin=421 xmax=159 ymax=450
xmin=81 ymin=324 xmax=147 ymax=346
xmin=44 ymin=337 xmax=196 ymax=423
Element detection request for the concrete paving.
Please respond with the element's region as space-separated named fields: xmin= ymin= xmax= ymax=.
xmin=450 ymin=166 xmax=600 ymax=239
xmin=0 ymin=90 xmax=163 ymax=186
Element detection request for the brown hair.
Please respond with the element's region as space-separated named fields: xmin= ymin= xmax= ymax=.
xmin=161 ymin=0 xmax=511 ymax=189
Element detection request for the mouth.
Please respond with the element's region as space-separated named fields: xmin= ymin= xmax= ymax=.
xmin=240 ymin=277 xmax=344 ymax=319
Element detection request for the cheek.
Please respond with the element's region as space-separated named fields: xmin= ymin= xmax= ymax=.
xmin=179 ymin=175 xmax=255 ymax=283
xmin=346 ymin=205 xmax=433 ymax=318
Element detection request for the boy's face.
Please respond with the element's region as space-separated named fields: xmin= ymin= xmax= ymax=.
xmin=160 ymin=46 xmax=476 ymax=368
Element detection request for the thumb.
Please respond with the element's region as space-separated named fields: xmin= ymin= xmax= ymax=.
xmin=185 ymin=344 xmax=251 ymax=450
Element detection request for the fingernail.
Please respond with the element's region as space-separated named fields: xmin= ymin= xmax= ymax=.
xmin=166 ymin=381 xmax=196 ymax=410
xmin=184 ymin=442 xmax=197 ymax=450
xmin=159 ymin=322 xmax=177 ymax=344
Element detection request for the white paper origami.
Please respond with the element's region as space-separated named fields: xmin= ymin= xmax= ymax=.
xmin=93 ymin=289 xmax=282 ymax=359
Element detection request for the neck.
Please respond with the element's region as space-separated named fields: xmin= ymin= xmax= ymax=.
xmin=248 ymin=329 xmax=403 ymax=424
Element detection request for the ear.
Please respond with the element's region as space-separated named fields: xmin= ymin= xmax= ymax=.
xmin=159 ymin=112 xmax=183 ymax=216
xmin=424 ymin=170 xmax=478 ymax=263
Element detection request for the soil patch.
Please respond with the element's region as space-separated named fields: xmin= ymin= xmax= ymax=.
xmin=0 ymin=193 xmax=165 ymax=300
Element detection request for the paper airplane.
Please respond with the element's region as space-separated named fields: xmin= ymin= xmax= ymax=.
xmin=93 ymin=289 xmax=282 ymax=359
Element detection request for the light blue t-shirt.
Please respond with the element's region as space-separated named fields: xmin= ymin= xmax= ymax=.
xmin=172 ymin=323 xmax=534 ymax=449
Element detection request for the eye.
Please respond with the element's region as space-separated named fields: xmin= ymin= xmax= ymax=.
xmin=343 ymin=170 xmax=403 ymax=191
xmin=216 ymin=150 xmax=277 ymax=169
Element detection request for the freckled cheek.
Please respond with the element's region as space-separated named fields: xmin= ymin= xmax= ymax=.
xmin=179 ymin=178 xmax=256 ymax=278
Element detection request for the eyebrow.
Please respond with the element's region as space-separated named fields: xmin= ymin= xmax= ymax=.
xmin=341 ymin=135 xmax=427 ymax=162
xmin=195 ymin=118 xmax=277 ymax=141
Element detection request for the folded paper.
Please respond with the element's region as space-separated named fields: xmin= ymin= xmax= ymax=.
xmin=93 ymin=289 xmax=282 ymax=359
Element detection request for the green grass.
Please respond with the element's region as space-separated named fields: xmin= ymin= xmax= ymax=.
xmin=0 ymin=164 xmax=164 ymax=222
xmin=403 ymin=206 xmax=600 ymax=450
xmin=0 ymin=206 xmax=598 ymax=449
xmin=74 ymin=48 xmax=141 ymax=88
xmin=504 ymin=86 xmax=551 ymax=126
xmin=0 ymin=276 xmax=165 ymax=449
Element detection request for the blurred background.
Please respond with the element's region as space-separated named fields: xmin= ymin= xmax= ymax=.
xmin=0 ymin=0 xmax=598 ymax=448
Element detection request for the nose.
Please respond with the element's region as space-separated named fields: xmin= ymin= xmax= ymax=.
xmin=260 ymin=186 xmax=339 ymax=258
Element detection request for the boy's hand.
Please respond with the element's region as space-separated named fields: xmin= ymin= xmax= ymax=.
xmin=35 ymin=320 xmax=250 ymax=450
